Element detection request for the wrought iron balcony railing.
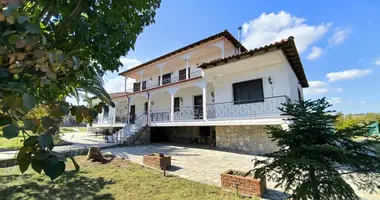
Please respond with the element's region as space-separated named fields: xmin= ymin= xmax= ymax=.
xmin=126 ymin=70 xmax=203 ymax=93
xmin=206 ymin=95 xmax=290 ymax=120
xmin=150 ymin=109 xmax=171 ymax=122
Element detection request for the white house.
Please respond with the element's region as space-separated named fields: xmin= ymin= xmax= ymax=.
xmin=91 ymin=30 xmax=309 ymax=154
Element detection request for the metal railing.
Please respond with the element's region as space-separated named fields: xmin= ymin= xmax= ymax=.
xmin=174 ymin=105 xmax=204 ymax=121
xmin=206 ymin=96 xmax=290 ymax=120
xmin=125 ymin=70 xmax=203 ymax=93
xmin=150 ymin=109 xmax=171 ymax=122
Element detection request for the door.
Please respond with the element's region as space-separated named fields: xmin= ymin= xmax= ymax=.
xmin=129 ymin=105 xmax=136 ymax=124
xmin=194 ymin=95 xmax=203 ymax=119
xmin=144 ymin=102 xmax=148 ymax=114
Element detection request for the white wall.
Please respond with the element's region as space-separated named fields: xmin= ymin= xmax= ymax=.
xmin=212 ymin=63 xmax=291 ymax=103
xmin=284 ymin=60 xmax=302 ymax=103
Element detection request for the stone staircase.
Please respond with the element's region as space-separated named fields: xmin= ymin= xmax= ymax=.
xmin=115 ymin=113 xmax=149 ymax=145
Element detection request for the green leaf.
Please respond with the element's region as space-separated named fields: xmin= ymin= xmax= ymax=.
xmin=23 ymin=119 xmax=39 ymax=130
xmin=2 ymin=9 xmax=13 ymax=17
xmin=76 ymin=112 xmax=83 ymax=123
xmin=17 ymin=15 xmax=28 ymax=24
xmin=38 ymin=134 xmax=54 ymax=150
xmin=17 ymin=146 xmax=28 ymax=160
xmin=33 ymin=150 xmax=50 ymax=160
xmin=59 ymin=103 xmax=70 ymax=115
xmin=2 ymin=124 xmax=20 ymax=139
xmin=25 ymin=23 xmax=41 ymax=34
xmin=31 ymin=158 xmax=45 ymax=174
xmin=70 ymin=106 xmax=77 ymax=116
xmin=19 ymin=153 xmax=31 ymax=174
xmin=69 ymin=157 xmax=80 ymax=172
xmin=41 ymin=117 xmax=54 ymax=129
xmin=2 ymin=30 xmax=16 ymax=36
xmin=110 ymin=101 xmax=115 ymax=108
xmin=44 ymin=156 xmax=65 ymax=180
xmin=7 ymin=34 xmax=20 ymax=44
xmin=0 ymin=115 xmax=12 ymax=126
xmin=34 ymin=151 xmax=49 ymax=160
xmin=23 ymin=136 xmax=38 ymax=146
xmin=22 ymin=93 xmax=36 ymax=110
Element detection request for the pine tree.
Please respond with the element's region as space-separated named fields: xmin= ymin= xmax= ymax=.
xmin=254 ymin=98 xmax=380 ymax=200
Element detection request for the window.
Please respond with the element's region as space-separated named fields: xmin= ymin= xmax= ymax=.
xmin=174 ymin=97 xmax=180 ymax=112
xmin=142 ymin=81 xmax=147 ymax=90
xmin=133 ymin=82 xmax=141 ymax=92
xmin=298 ymin=88 xmax=302 ymax=102
xmin=162 ymin=73 xmax=171 ymax=85
xmin=233 ymin=79 xmax=264 ymax=104
xmin=179 ymin=68 xmax=190 ymax=81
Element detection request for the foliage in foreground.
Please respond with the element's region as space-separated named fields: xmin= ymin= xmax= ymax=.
xmin=254 ymin=98 xmax=380 ymax=200
xmin=0 ymin=0 xmax=160 ymax=180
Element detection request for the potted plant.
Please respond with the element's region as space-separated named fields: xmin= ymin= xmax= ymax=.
xmin=221 ymin=169 xmax=266 ymax=197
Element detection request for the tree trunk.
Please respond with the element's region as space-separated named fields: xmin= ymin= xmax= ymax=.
xmin=310 ymin=169 xmax=321 ymax=200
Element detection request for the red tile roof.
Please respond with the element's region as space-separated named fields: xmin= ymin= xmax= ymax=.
xmin=109 ymin=92 xmax=129 ymax=99
xmin=198 ymin=36 xmax=309 ymax=88
xmin=119 ymin=30 xmax=246 ymax=76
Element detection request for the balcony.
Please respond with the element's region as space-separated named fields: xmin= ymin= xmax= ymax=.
xmin=93 ymin=96 xmax=290 ymax=126
xmin=128 ymin=70 xmax=202 ymax=93
xmin=149 ymin=96 xmax=290 ymax=123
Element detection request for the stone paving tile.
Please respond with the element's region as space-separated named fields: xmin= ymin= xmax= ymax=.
xmin=103 ymin=144 xmax=379 ymax=200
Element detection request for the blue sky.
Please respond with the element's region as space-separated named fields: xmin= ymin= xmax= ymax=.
xmin=101 ymin=0 xmax=380 ymax=114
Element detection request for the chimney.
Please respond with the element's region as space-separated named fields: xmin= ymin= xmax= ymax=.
xmin=237 ymin=26 xmax=242 ymax=53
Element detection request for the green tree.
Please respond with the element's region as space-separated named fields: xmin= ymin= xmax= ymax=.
xmin=0 ymin=0 xmax=160 ymax=180
xmin=254 ymin=98 xmax=380 ymax=200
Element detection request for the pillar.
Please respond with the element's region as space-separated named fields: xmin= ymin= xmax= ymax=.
xmin=185 ymin=59 xmax=189 ymax=79
xmin=170 ymin=94 xmax=174 ymax=122
xmin=147 ymin=92 xmax=151 ymax=124
xmin=160 ymin=67 xmax=163 ymax=86
xmin=202 ymin=87 xmax=207 ymax=121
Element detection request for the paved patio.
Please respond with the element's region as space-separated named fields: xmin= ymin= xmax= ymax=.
xmin=103 ymin=143 xmax=379 ymax=200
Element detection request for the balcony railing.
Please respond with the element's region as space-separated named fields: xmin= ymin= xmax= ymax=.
xmin=174 ymin=105 xmax=204 ymax=121
xmin=150 ymin=109 xmax=171 ymax=122
xmin=206 ymin=96 xmax=290 ymax=120
xmin=127 ymin=70 xmax=203 ymax=93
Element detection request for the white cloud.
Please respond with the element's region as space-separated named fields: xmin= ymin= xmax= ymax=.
xmin=242 ymin=11 xmax=332 ymax=53
xmin=329 ymin=97 xmax=342 ymax=104
xmin=326 ymin=69 xmax=372 ymax=82
xmin=374 ymin=58 xmax=380 ymax=66
xmin=304 ymin=81 xmax=329 ymax=96
xmin=360 ymin=101 xmax=367 ymax=105
xmin=328 ymin=27 xmax=351 ymax=46
xmin=103 ymin=58 xmax=141 ymax=93
xmin=307 ymin=46 xmax=323 ymax=60
xmin=304 ymin=81 xmax=343 ymax=96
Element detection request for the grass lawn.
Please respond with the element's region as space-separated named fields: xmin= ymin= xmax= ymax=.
xmin=0 ymin=131 xmax=33 ymax=151
xmin=60 ymin=126 xmax=87 ymax=133
xmin=0 ymin=156 xmax=246 ymax=200
xmin=0 ymin=130 xmax=68 ymax=151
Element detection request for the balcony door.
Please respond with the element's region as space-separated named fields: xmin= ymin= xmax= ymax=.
xmin=194 ymin=95 xmax=203 ymax=119
xmin=129 ymin=105 xmax=136 ymax=124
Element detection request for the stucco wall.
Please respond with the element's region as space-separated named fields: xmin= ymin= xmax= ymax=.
xmin=215 ymin=125 xmax=278 ymax=154
xmin=212 ymin=63 xmax=291 ymax=104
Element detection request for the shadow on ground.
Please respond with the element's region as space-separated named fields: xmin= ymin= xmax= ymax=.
xmin=0 ymin=171 xmax=115 ymax=200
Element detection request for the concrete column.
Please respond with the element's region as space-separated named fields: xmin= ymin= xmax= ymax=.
xmin=140 ymin=73 xmax=143 ymax=91
xmin=160 ymin=67 xmax=163 ymax=86
xmin=202 ymin=87 xmax=207 ymax=121
xmin=170 ymin=94 xmax=174 ymax=122
xmin=147 ymin=92 xmax=151 ymax=124
xmin=113 ymin=106 xmax=116 ymax=123
xmin=185 ymin=59 xmax=189 ymax=79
